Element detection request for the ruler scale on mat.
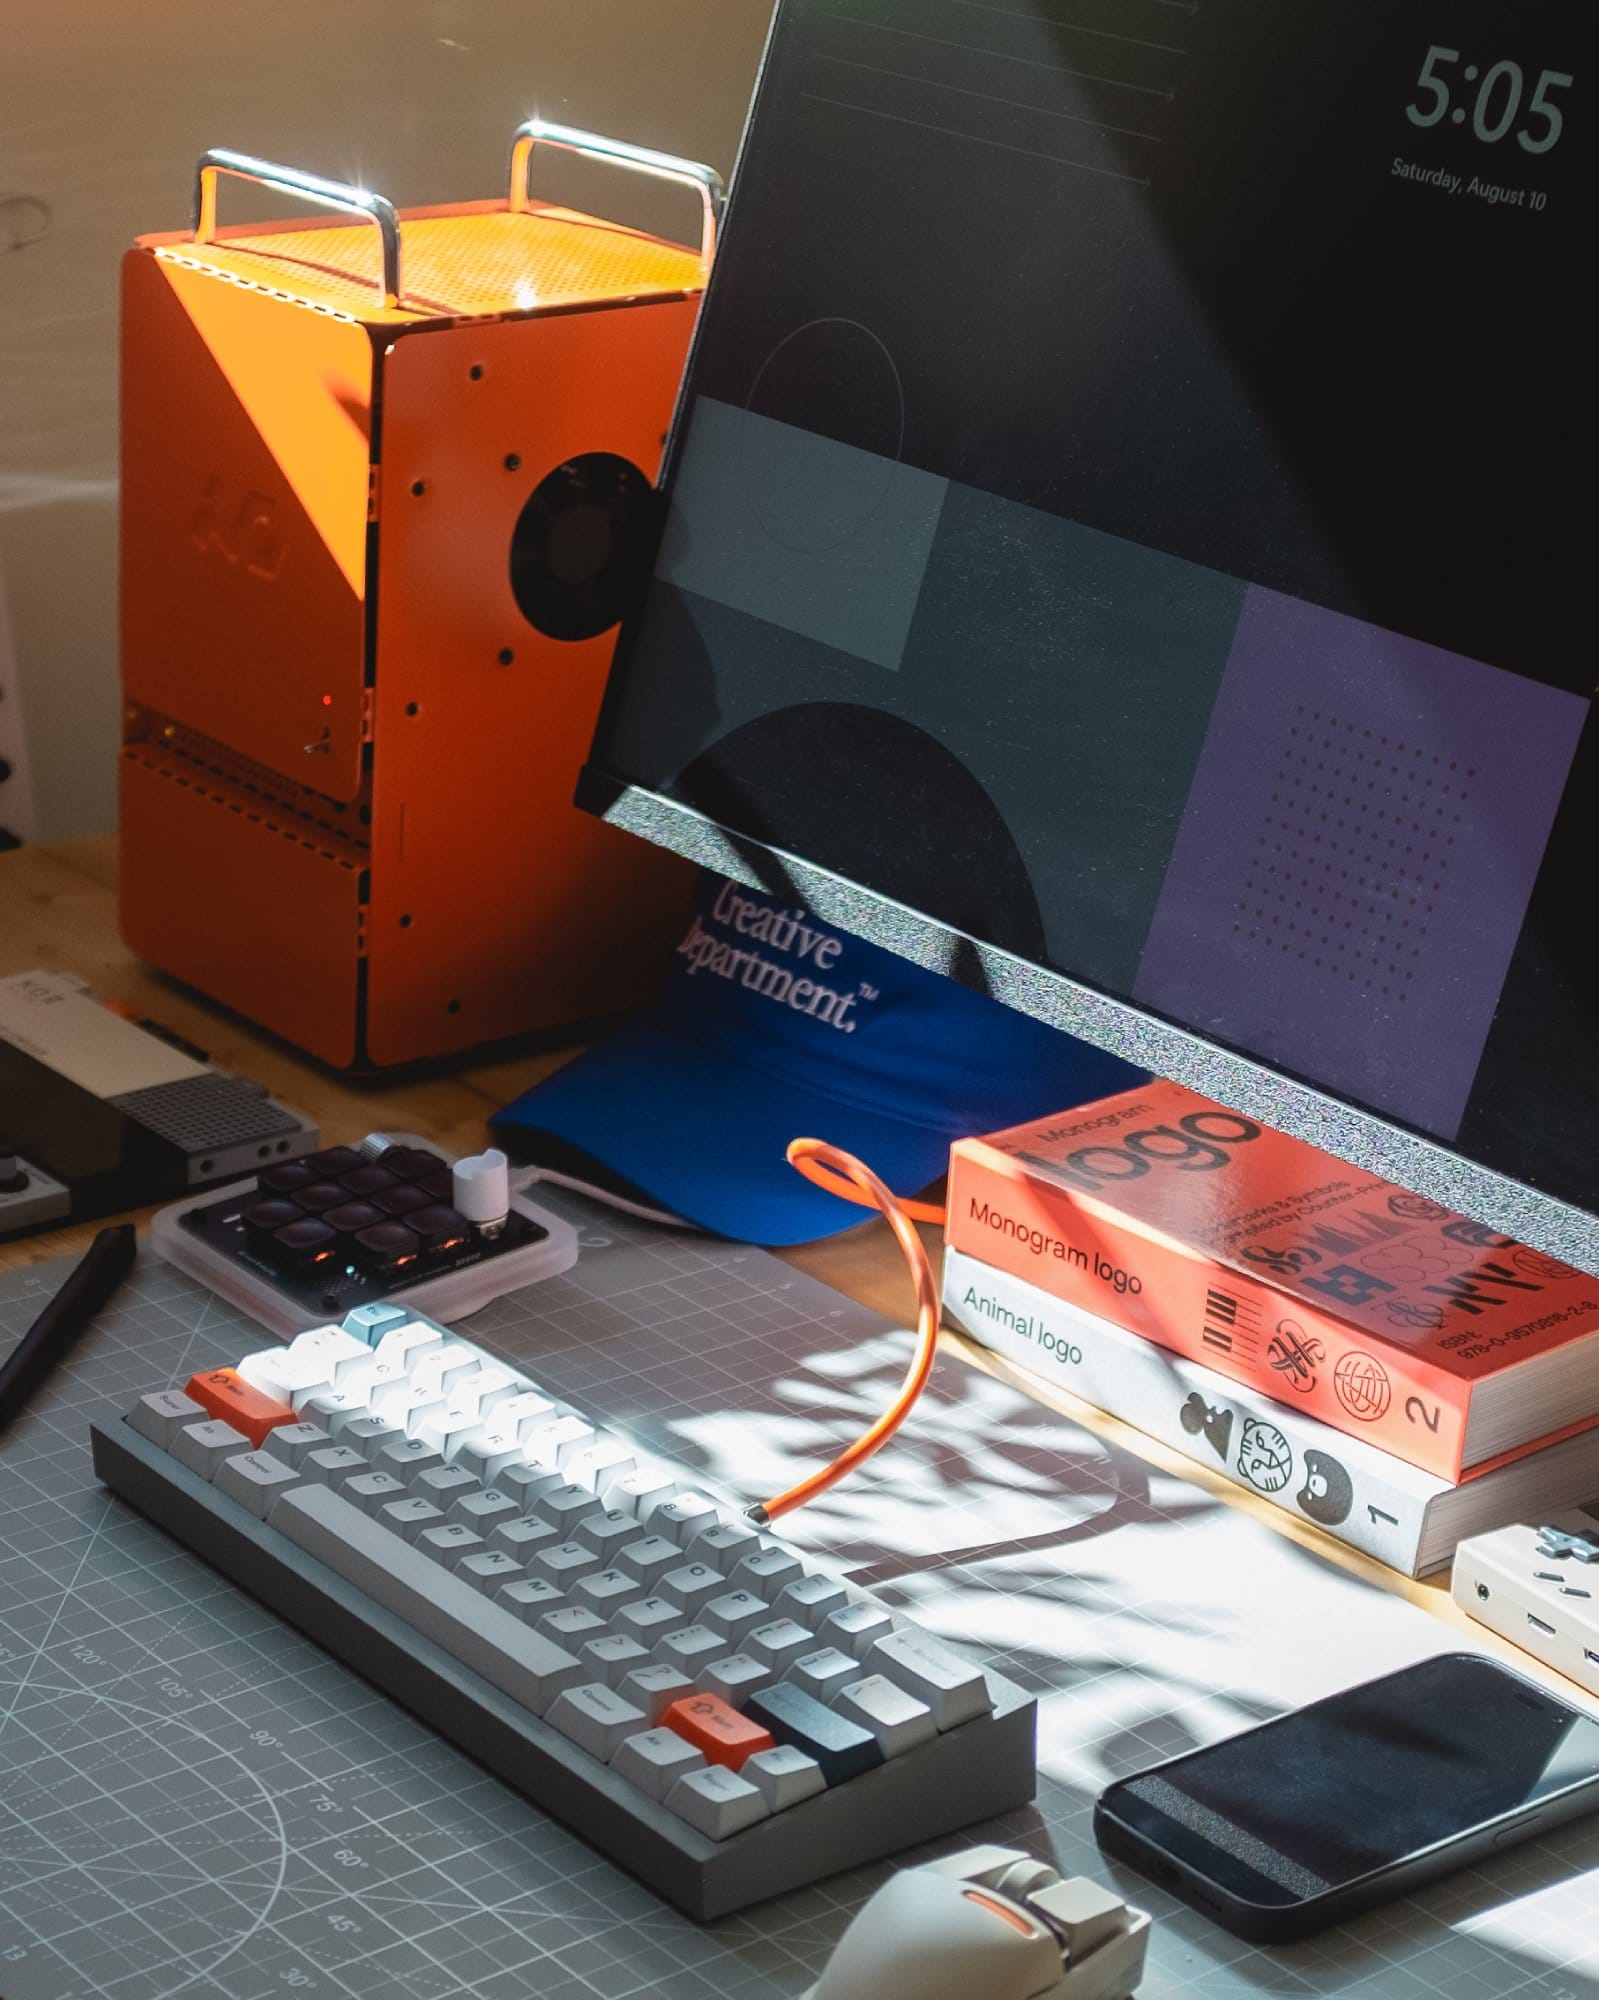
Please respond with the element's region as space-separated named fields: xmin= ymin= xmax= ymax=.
xmin=2 ymin=1190 xmax=1597 ymax=1998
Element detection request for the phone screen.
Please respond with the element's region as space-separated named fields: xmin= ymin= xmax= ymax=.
xmin=1106 ymin=1655 xmax=1599 ymax=1903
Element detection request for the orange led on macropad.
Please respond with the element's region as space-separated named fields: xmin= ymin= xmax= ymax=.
xmin=185 ymin=1367 xmax=295 ymax=1448
xmin=662 ymin=1695 xmax=774 ymax=1771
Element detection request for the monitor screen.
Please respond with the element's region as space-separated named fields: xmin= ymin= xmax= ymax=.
xmin=582 ymin=0 xmax=1597 ymax=1269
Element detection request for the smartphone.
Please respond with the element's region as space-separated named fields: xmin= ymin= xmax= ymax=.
xmin=1093 ymin=1652 xmax=1599 ymax=1941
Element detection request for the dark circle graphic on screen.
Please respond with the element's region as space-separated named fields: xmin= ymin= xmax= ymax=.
xmin=510 ymin=453 xmax=656 ymax=640
xmin=741 ymin=318 xmax=905 ymax=554
xmin=674 ymin=704 xmax=1048 ymax=963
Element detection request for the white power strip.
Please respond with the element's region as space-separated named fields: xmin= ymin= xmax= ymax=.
xmin=1452 ymin=1507 xmax=1599 ymax=1701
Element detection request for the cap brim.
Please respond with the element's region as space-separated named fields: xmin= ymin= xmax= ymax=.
xmin=491 ymin=1020 xmax=953 ymax=1247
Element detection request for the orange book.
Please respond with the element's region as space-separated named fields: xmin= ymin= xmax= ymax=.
xmin=946 ymin=1082 xmax=1599 ymax=1480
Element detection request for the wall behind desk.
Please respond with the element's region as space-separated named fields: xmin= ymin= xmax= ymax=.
xmin=0 ymin=0 xmax=770 ymax=841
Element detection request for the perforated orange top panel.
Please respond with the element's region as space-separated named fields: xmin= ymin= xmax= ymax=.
xmin=146 ymin=202 xmax=705 ymax=325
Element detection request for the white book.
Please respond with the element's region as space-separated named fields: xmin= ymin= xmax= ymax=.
xmin=942 ymin=1246 xmax=1599 ymax=1577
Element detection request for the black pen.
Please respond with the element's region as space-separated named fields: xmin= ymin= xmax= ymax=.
xmin=0 ymin=1225 xmax=137 ymax=1441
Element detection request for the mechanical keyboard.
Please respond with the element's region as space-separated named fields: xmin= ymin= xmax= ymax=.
xmin=90 ymin=1303 xmax=1036 ymax=1919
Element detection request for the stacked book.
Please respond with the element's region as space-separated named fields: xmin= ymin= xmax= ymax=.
xmin=942 ymin=1081 xmax=1599 ymax=1576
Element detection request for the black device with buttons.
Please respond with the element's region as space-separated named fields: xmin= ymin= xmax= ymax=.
xmin=150 ymin=1130 xmax=580 ymax=1335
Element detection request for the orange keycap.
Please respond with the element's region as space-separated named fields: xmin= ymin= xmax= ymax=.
xmin=185 ymin=1368 xmax=295 ymax=1449
xmin=662 ymin=1693 xmax=774 ymax=1772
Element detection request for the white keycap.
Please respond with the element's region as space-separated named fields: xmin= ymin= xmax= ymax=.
xmin=525 ymin=1415 xmax=593 ymax=1470
xmin=450 ymin=1427 xmax=524 ymax=1486
xmin=341 ymin=1416 xmax=403 ymax=1460
xmin=413 ymin=1465 xmax=479 ymax=1509
xmin=786 ymin=1646 xmax=861 ymax=1703
xmin=297 ymin=1386 xmax=373 ymax=1433
xmin=128 ymin=1390 xmax=205 ymax=1450
xmin=410 ymin=1343 xmax=479 ymax=1401
xmin=731 ymin=1547 xmax=805 ymax=1600
xmin=574 ymin=1509 xmax=638 ymax=1558
xmin=457 ymin=1550 xmax=524 ymax=1595
xmin=653 ymin=1495 xmax=721 ymax=1547
xmin=234 ymin=1346 xmax=300 ymax=1401
xmin=657 ymin=1624 xmax=725 ymax=1675
xmin=532 ymin=1483 xmax=597 ymax=1533
xmin=620 ymin=1663 xmax=694 ymax=1725
xmin=699 ymin=1653 xmax=772 ymax=1709
xmin=747 ymin=1619 xmax=814 ymax=1674
xmin=371 ymin=1320 xmax=444 ymax=1368
xmin=375 ymin=1437 xmax=444 ymax=1485
xmin=820 ymin=1601 xmax=896 ymax=1661
xmin=665 ymin=1764 xmax=770 ymax=1841
xmin=687 ymin=1522 xmax=762 ymax=1575
xmin=834 ymin=1674 xmax=937 ymax=1757
xmin=744 ymin=1744 xmax=826 ymax=1812
xmin=496 ymin=1577 xmax=565 ymax=1623
xmin=272 ymin=1482 xmax=583 ymax=1717
xmin=578 ymin=1634 xmax=652 ymax=1690
xmin=612 ymin=1596 xmax=681 ymax=1646
xmin=212 ymin=1450 xmax=302 ymax=1518
xmin=451 ymin=1490 xmax=521 ymax=1533
xmin=605 ymin=1466 xmax=677 ymax=1519
xmin=259 ymin=1421 xmax=334 ymax=1470
xmin=454 ymin=1363 xmax=522 ymax=1419
xmin=531 ymin=1541 xmax=601 ymax=1587
xmin=495 ymin=1465 xmax=571 ymax=1511
xmin=659 ymin=1563 xmax=725 ymax=1615
xmin=368 ymin=1377 xmax=433 ymax=1426
xmin=171 ymin=1419 xmax=252 ymax=1479
xmin=417 ymin=1523 xmax=486 ymax=1570
xmin=611 ymin=1728 xmax=706 ymax=1802
xmin=615 ymin=1535 xmax=681 ymax=1587
xmin=409 ymin=1400 xmax=482 ymax=1456
xmin=538 ymin=1605 xmax=608 ymax=1651
xmin=288 ymin=1325 xmax=370 ymax=1381
xmin=571 ymin=1569 xmax=637 ymax=1618
xmin=775 ymin=1574 xmax=849 ymax=1629
xmin=868 ymin=1630 xmax=992 ymax=1731
xmin=562 ymin=1439 xmax=636 ymax=1492
xmin=488 ymin=1516 xmax=560 ymax=1561
xmin=344 ymin=1471 xmax=408 ymax=1516
xmin=702 ymin=1590 xmax=770 ymax=1646
xmin=546 ymin=1683 xmax=647 ymax=1762
xmin=491 ymin=1390 xmax=559 ymax=1440
xmin=379 ymin=1497 xmax=446 ymax=1543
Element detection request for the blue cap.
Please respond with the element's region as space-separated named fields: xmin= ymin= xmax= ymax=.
xmin=492 ymin=874 xmax=1144 ymax=1246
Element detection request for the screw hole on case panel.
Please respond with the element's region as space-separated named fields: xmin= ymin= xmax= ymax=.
xmin=405 ymin=702 xmax=419 ymax=717
xmin=498 ymin=647 xmax=515 ymax=666
xmin=504 ymin=452 xmax=521 ymax=472
xmin=200 ymin=1159 xmax=214 ymax=1175
xmin=399 ymin=914 xmax=412 ymax=929
xmin=446 ymin=999 xmax=461 ymax=1016
xmin=410 ymin=480 xmax=426 ymax=498
xmin=1476 ymin=1583 xmax=1490 ymax=1600
xmin=469 ymin=363 xmax=484 ymax=380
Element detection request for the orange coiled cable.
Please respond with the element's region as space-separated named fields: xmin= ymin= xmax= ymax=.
xmin=747 ymin=1139 xmax=947 ymax=1525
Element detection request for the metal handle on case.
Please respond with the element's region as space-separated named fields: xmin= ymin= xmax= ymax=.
xmin=507 ymin=119 xmax=724 ymax=272
xmin=192 ymin=149 xmax=403 ymax=309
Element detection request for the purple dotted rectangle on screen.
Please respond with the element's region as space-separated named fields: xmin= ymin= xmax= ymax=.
xmin=1132 ymin=586 xmax=1588 ymax=1140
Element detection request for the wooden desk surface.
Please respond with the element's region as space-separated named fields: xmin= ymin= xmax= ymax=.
xmin=1 ymin=834 xmax=1506 ymax=1657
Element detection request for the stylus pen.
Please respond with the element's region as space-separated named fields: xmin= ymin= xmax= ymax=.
xmin=0 ymin=1224 xmax=137 ymax=1442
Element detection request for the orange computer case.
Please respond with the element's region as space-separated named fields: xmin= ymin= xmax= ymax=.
xmin=120 ymin=130 xmax=711 ymax=1067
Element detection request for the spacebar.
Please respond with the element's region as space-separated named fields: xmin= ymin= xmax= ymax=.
xmin=272 ymin=1483 xmax=583 ymax=1717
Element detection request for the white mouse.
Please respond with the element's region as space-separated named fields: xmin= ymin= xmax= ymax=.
xmin=805 ymin=1845 xmax=1150 ymax=2000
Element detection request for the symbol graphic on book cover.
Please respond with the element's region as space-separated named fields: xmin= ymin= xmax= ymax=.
xmin=1388 ymin=1192 xmax=1451 ymax=1222
xmin=1296 ymin=1448 xmax=1354 ymax=1526
xmin=1386 ymin=1298 xmax=1446 ymax=1331
xmin=1237 ymin=1418 xmax=1293 ymax=1494
xmin=1179 ymin=1391 xmax=1234 ymax=1462
xmin=1513 ymin=1245 xmax=1572 ymax=1283
xmin=1266 ymin=1318 xmax=1324 ymax=1393
xmin=1334 ymin=1350 xmax=1391 ymax=1421
xmin=1201 ymin=1285 xmax=1257 ymax=1358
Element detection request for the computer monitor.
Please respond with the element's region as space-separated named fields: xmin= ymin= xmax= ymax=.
xmin=579 ymin=0 xmax=1597 ymax=1273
